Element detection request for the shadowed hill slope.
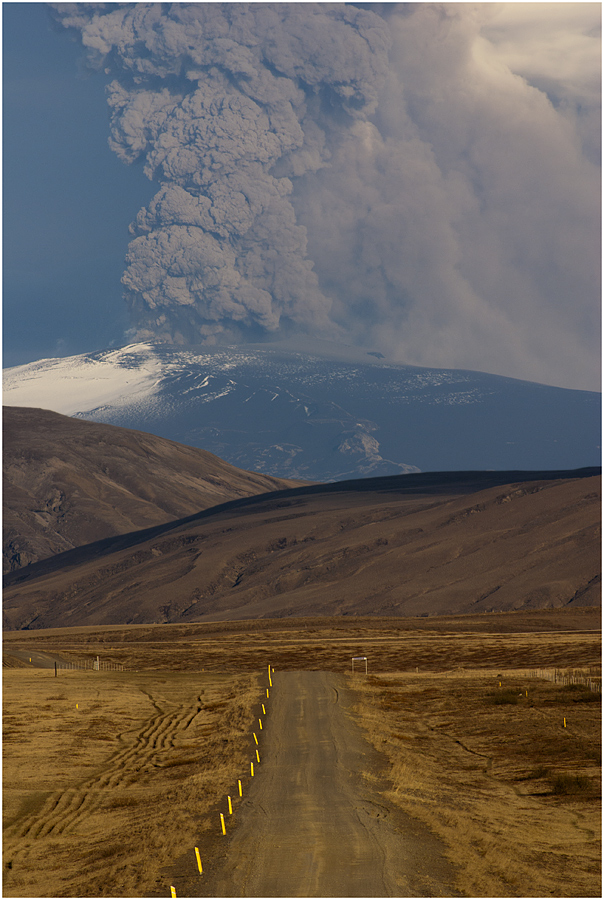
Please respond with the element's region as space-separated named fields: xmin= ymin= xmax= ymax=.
xmin=3 ymin=406 xmax=303 ymax=574
xmin=3 ymin=468 xmax=600 ymax=630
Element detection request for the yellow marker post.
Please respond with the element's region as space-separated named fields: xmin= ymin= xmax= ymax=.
xmin=266 ymin=688 xmax=270 ymax=699
xmin=268 ymin=664 xmax=272 ymax=688
xmin=220 ymin=813 xmax=226 ymax=835
xmin=194 ymin=847 xmax=203 ymax=875
xmin=76 ymin=703 xmax=79 ymax=710
xmin=253 ymin=732 xmax=258 ymax=745
xmin=256 ymin=748 xmax=260 ymax=763
xmin=238 ymin=779 xmax=242 ymax=797
xmin=259 ymin=718 xmax=263 ymax=730
xmin=251 ymin=761 xmax=255 ymax=777
xmin=563 ymin=717 xmax=567 ymax=728
xmin=262 ymin=704 xmax=266 ymax=715
xmin=228 ymin=795 xmax=233 ymax=815
xmin=170 ymin=886 xmax=177 ymax=898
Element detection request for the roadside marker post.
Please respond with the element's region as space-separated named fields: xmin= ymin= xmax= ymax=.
xmin=170 ymin=886 xmax=177 ymax=898
xmin=262 ymin=704 xmax=266 ymax=715
xmin=268 ymin=664 xmax=272 ymax=687
xmin=266 ymin=688 xmax=269 ymax=699
xmin=251 ymin=761 xmax=255 ymax=777
xmin=563 ymin=717 xmax=567 ymax=728
xmin=238 ymin=779 xmax=243 ymax=797
xmin=253 ymin=732 xmax=258 ymax=744
xmin=256 ymin=748 xmax=260 ymax=763
xmin=259 ymin=718 xmax=263 ymax=730
xmin=220 ymin=813 xmax=226 ymax=835
xmin=228 ymin=795 xmax=233 ymax=815
xmin=194 ymin=847 xmax=203 ymax=875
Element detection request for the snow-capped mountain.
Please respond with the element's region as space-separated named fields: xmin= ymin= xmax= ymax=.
xmin=3 ymin=341 xmax=600 ymax=481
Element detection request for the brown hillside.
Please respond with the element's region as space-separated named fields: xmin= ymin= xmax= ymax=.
xmin=2 ymin=406 xmax=303 ymax=573
xmin=3 ymin=471 xmax=600 ymax=630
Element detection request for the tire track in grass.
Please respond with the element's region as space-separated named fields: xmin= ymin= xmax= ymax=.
xmin=3 ymin=690 xmax=215 ymax=853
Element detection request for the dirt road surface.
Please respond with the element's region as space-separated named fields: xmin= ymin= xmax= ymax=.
xmin=177 ymin=671 xmax=457 ymax=898
xmin=2 ymin=647 xmax=68 ymax=668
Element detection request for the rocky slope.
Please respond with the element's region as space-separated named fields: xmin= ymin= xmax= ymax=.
xmin=3 ymin=468 xmax=599 ymax=630
xmin=3 ymin=406 xmax=303 ymax=573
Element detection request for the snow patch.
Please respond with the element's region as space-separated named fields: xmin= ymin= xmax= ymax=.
xmin=2 ymin=343 xmax=162 ymax=416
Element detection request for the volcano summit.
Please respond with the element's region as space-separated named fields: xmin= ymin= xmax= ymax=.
xmin=3 ymin=341 xmax=600 ymax=482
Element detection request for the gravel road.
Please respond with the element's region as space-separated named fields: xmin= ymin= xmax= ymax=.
xmin=188 ymin=671 xmax=457 ymax=897
xmin=2 ymin=648 xmax=68 ymax=668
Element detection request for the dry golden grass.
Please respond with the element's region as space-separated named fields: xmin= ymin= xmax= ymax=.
xmin=353 ymin=670 xmax=601 ymax=898
xmin=3 ymin=668 xmax=262 ymax=897
xmin=3 ymin=607 xmax=601 ymax=675
xmin=3 ymin=614 xmax=601 ymax=897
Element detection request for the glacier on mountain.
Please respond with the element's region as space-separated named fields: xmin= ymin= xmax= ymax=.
xmin=3 ymin=341 xmax=600 ymax=481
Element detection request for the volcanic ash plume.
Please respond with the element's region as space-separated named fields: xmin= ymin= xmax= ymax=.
xmin=53 ymin=2 xmax=390 ymax=345
xmin=52 ymin=2 xmax=600 ymax=389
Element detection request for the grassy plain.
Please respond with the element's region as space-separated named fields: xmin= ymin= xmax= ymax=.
xmin=3 ymin=611 xmax=601 ymax=897
xmin=3 ymin=668 xmax=262 ymax=897
xmin=354 ymin=671 xmax=601 ymax=898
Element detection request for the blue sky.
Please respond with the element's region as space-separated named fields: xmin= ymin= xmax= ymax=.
xmin=2 ymin=3 xmax=601 ymax=391
xmin=3 ymin=1 xmax=153 ymax=366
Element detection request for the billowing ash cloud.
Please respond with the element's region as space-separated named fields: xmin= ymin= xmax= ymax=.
xmin=52 ymin=2 xmax=390 ymax=345
xmin=52 ymin=3 xmax=600 ymax=390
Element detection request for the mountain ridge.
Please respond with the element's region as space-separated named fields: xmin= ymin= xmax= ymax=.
xmin=3 ymin=342 xmax=600 ymax=481
xmin=5 ymin=466 xmax=599 ymax=591
xmin=3 ymin=468 xmax=600 ymax=631
xmin=3 ymin=406 xmax=304 ymax=574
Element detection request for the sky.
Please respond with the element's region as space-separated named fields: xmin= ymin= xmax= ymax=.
xmin=2 ymin=2 xmax=601 ymax=391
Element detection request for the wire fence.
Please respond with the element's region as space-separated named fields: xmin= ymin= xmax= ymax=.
xmin=57 ymin=659 xmax=124 ymax=672
xmin=528 ymin=668 xmax=601 ymax=693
